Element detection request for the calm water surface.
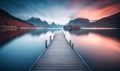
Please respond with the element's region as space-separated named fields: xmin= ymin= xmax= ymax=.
xmin=0 ymin=29 xmax=120 ymax=71
xmin=0 ymin=29 xmax=58 ymax=71
xmin=65 ymin=29 xmax=120 ymax=71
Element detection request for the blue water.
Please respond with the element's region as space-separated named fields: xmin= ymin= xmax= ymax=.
xmin=0 ymin=29 xmax=120 ymax=71
xmin=0 ymin=29 xmax=58 ymax=71
xmin=64 ymin=29 xmax=120 ymax=71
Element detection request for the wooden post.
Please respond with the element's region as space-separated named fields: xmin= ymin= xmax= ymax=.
xmin=72 ymin=43 xmax=74 ymax=49
xmin=50 ymin=36 xmax=52 ymax=42
xmin=45 ymin=40 xmax=47 ymax=48
xmin=69 ymin=40 xmax=71 ymax=46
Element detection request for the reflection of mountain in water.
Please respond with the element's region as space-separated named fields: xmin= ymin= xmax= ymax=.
xmin=30 ymin=29 xmax=61 ymax=36
xmin=0 ymin=30 xmax=32 ymax=46
xmin=65 ymin=29 xmax=120 ymax=40
xmin=0 ymin=29 xmax=61 ymax=46
xmin=30 ymin=29 xmax=48 ymax=36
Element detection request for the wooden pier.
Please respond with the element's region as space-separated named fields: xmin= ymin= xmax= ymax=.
xmin=31 ymin=32 xmax=90 ymax=71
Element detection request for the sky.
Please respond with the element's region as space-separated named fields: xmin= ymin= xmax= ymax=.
xmin=0 ymin=0 xmax=120 ymax=25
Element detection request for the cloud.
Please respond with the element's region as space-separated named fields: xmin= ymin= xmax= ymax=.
xmin=0 ymin=0 xmax=120 ymax=24
xmin=72 ymin=0 xmax=120 ymax=21
xmin=73 ymin=4 xmax=120 ymax=21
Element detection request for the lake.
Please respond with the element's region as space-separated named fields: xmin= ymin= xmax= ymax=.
xmin=0 ymin=29 xmax=120 ymax=71
xmin=65 ymin=29 xmax=120 ymax=71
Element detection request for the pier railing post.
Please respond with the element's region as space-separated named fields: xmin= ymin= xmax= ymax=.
xmin=69 ymin=40 xmax=71 ymax=46
xmin=72 ymin=43 xmax=74 ymax=49
xmin=45 ymin=40 xmax=47 ymax=48
xmin=50 ymin=36 xmax=52 ymax=42
xmin=68 ymin=40 xmax=74 ymax=49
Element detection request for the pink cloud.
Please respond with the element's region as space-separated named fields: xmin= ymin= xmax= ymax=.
xmin=72 ymin=0 xmax=120 ymax=21
xmin=74 ymin=5 xmax=120 ymax=21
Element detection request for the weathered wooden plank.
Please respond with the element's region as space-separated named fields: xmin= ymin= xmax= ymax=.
xmin=31 ymin=33 xmax=89 ymax=71
xmin=32 ymin=70 xmax=86 ymax=71
xmin=33 ymin=66 xmax=87 ymax=70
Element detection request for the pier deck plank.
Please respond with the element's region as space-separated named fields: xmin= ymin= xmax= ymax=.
xmin=31 ymin=33 xmax=89 ymax=71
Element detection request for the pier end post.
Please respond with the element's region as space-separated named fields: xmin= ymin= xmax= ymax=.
xmin=72 ymin=43 xmax=74 ymax=49
xmin=69 ymin=40 xmax=71 ymax=46
xmin=50 ymin=36 xmax=52 ymax=42
xmin=45 ymin=40 xmax=47 ymax=48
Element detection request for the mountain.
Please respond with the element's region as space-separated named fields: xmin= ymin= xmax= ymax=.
xmin=25 ymin=17 xmax=49 ymax=27
xmin=92 ymin=12 xmax=120 ymax=28
xmin=0 ymin=8 xmax=34 ymax=28
xmin=67 ymin=18 xmax=90 ymax=27
xmin=50 ymin=22 xmax=63 ymax=28
xmin=66 ymin=12 xmax=120 ymax=28
xmin=26 ymin=17 xmax=64 ymax=28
